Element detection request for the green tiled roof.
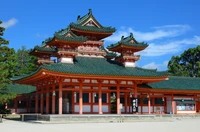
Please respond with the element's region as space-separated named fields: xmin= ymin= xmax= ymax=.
xmin=76 ymin=9 xmax=102 ymax=27
xmin=7 ymin=84 xmax=36 ymax=94
xmin=33 ymin=45 xmax=57 ymax=53
xmin=11 ymin=57 xmax=168 ymax=81
xmin=148 ymin=76 xmax=200 ymax=90
xmin=70 ymin=23 xmax=116 ymax=33
xmin=105 ymin=52 xmax=117 ymax=57
xmin=107 ymin=33 xmax=148 ymax=49
xmin=54 ymin=28 xmax=88 ymax=42
xmin=70 ymin=9 xmax=116 ymax=33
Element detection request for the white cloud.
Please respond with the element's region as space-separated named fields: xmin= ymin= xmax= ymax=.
xmin=141 ymin=36 xmax=200 ymax=56
xmin=105 ymin=25 xmax=191 ymax=42
xmin=0 ymin=18 xmax=18 ymax=28
xmin=142 ymin=60 xmax=169 ymax=71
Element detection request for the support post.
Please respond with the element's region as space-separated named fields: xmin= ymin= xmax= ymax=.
xmin=79 ymin=79 xmax=83 ymax=114
xmin=35 ymin=87 xmax=38 ymax=113
xmin=171 ymin=95 xmax=174 ymax=114
xmin=125 ymin=92 xmax=128 ymax=113
xmin=52 ymin=84 xmax=55 ymax=114
xmin=14 ymin=97 xmax=18 ymax=114
xmin=98 ymin=80 xmax=102 ymax=114
xmin=59 ymin=81 xmax=63 ymax=115
xmin=46 ymin=92 xmax=49 ymax=114
xmin=116 ymin=81 xmax=120 ymax=114
xmin=148 ymin=97 xmax=151 ymax=114
xmin=40 ymin=88 xmax=44 ymax=114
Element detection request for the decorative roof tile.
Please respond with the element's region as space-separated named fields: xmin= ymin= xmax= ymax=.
xmin=70 ymin=23 xmax=116 ymax=33
xmin=148 ymin=76 xmax=200 ymax=90
xmin=11 ymin=57 xmax=168 ymax=81
xmin=54 ymin=28 xmax=88 ymax=42
xmin=7 ymin=84 xmax=36 ymax=94
xmin=107 ymin=33 xmax=148 ymax=49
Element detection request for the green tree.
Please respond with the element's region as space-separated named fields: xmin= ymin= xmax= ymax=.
xmin=0 ymin=20 xmax=16 ymax=103
xmin=168 ymin=45 xmax=200 ymax=77
xmin=15 ymin=46 xmax=38 ymax=76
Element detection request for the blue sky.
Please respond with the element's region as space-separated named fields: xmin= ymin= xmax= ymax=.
xmin=1 ymin=0 xmax=200 ymax=71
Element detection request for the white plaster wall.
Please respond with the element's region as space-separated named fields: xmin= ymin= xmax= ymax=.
xmin=142 ymin=106 xmax=153 ymax=113
xmin=93 ymin=105 xmax=108 ymax=113
xmin=74 ymin=105 xmax=79 ymax=112
xmin=17 ymin=108 xmax=27 ymax=113
xmin=102 ymin=106 xmax=108 ymax=112
xmin=74 ymin=105 xmax=91 ymax=112
xmin=83 ymin=105 xmax=91 ymax=112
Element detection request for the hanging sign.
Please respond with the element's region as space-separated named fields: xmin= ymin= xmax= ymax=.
xmin=132 ymin=98 xmax=138 ymax=113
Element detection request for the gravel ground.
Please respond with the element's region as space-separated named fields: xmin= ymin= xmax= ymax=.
xmin=0 ymin=118 xmax=200 ymax=132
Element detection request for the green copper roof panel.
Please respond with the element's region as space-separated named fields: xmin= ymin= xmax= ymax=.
xmin=7 ymin=84 xmax=36 ymax=94
xmin=11 ymin=57 xmax=167 ymax=81
xmin=149 ymin=76 xmax=200 ymax=90
xmin=54 ymin=28 xmax=88 ymax=42
xmin=33 ymin=45 xmax=57 ymax=53
xmin=70 ymin=23 xmax=116 ymax=33
xmin=42 ymin=57 xmax=167 ymax=77
xmin=107 ymin=33 xmax=148 ymax=49
xmin=76 ymin=9 xmax=102 ymax=27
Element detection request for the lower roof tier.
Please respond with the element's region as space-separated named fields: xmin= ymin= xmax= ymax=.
xmin=8 ymin=76 xmax=200 ymax=95
xmin=11 ymin=57 xmax=168 ymax=83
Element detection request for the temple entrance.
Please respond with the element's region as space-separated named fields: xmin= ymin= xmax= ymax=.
xmin=62 ymin=91 xmax=72 ymax=114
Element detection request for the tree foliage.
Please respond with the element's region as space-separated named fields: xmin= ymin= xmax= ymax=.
xmin=0 ymin=20 xmax=17 ymax=103
xmin=168 ymin=45 xmax=200 ymax=77
xmin=15 ymin=46 xmax=38 ymax=76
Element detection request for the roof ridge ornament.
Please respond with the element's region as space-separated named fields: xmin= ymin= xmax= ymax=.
xmin=77 ymin=15 xmax=81 ymax=21
xmin=88 ymin=9 xmax=92 ymax=15
xmin=121 ymin=36 xmax=124 ymax=40
xmin=130 ymin=32 xmax=133 ymax=37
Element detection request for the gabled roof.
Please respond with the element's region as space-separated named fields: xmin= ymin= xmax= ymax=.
xmin=54 ymin=28 xmax=88 ymax=42
xmin=69 ymin=9 xmax=116 ymax=33
xmin=76 ymin=9 xmax=102 ymax=27
xmin=11 ymin=57 xmax=168 ymax=82
xmin=30 ymin=40 xmax=57 ymax=55
xmin=107 ymin=33 xmax=148 ymax=50
xmin=7 ymin=84 xmax=36 ymax=94
xmin=148 ymin=76 xmax=200 ymax=90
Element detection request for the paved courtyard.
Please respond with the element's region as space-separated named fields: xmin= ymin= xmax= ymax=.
xmin=1 ymin=118 xmax=200 ymax=132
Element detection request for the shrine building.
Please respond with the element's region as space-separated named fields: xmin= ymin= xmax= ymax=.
xmin=10 ymin=9 xmax=200 ymax=115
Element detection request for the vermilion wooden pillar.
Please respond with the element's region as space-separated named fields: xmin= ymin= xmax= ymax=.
xmin=98 ymin=80 xmax=102 ymax=114
xmin=52 ymin=84 xmax=55 ymax=114
xmin=148 ymin=97 xmax=151 ymax=114
xmin=35 ymin=87 xmax=38 ymax=113
xmin=40 ymin=88 xmax=44 ymax=114
xmin=59 ymin=81 xmax=63 ymax=114
xmin=125 ymin=92 xmax=128 ymax=113
xmin=171 ymin=95 xmax=174 ymax=114
xmin=79 ymin=80 xmax=83 ymax=114
xmin=116 ymin=81 xmax=120 ymax=114
xmin=14 ymin=97 xmax=18 ymax=114
xmin=91 ymin=87 xmax=93 ymax=113
xmin=46 ymin=92 xmax=49 ymax=114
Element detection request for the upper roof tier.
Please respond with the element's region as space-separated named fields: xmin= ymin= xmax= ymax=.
xmin=69 ymin=9 xmax=116 ymax=40
xmin=107 ymin=33 xmax=148 ymax=52
xmin=47 ymin=28 xmax=88 ymax=47
xmin=29 ymin=41 xmax=57 ymax=56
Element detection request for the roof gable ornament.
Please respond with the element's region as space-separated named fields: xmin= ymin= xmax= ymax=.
xmin=88 ymin=9 xmax=92 ymax=15
xmin=77 ymin=15 xmax=81 ymax=21
xmin=121 ymin=36 xmax=124 ymax=40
